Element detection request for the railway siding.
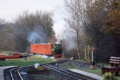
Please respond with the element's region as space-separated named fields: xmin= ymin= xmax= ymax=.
xmin=0 ymin=66 xmax=16 ymax=80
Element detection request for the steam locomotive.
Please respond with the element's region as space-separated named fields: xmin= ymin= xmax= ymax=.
xmin=30 ymin=43 xmax=62 ymax=58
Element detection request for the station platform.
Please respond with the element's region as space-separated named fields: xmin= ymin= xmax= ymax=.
xmin=0 ymin=66 xmax=16 ymax=80
xmin=68 ymin=69 xmax=103 ymax=80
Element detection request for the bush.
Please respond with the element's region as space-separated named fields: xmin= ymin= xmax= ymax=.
xmin=103 ymin=72 xmax=117 ymax=80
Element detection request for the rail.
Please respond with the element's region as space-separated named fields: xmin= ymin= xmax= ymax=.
xmin=42 ymin=64 xmax=87 ymax=80
xmin=10 ymin=67 xmax=23 ymax=80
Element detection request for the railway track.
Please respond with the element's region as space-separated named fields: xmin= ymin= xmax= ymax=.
xmin=4 ymin=67 xmax=23 ymax=80
xmin=4 ymin=66 xmax=32 ymax=80
xmin=18 ymin=66 xmax=33 ymax=80
xmin=4 ymin=60 xmax=89 ymax=80
xmin=10 ymin=67 xmax=23 ymax=80
xmin=42 ymin=64 xmax=87 ymax=80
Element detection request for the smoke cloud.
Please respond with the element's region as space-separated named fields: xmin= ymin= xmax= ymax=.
xmin=14 ymin=24 xmax=47 ymax=44
xmin=52 ymin=3 xmax=77 ymax=50
xmin=27 ymin=25 xmax=47 ymax=43
xmin=52 ymin=4 xmax=66 ymax=43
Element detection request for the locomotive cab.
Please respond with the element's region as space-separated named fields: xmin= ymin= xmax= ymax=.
xmin=52 ymin=44 xmax=62 ymax=58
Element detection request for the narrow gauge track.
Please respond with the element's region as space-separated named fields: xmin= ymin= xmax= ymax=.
xmin=10 ymin=67 xmax=23 ymax=80
xmin=4 ymin=67 xmax=23 ymax=80
xmin=4 ymin=66 xmax=32 ymax=80
xmin=42 ymin=64 xmax=87 ymax=80
xmin=4 ymin=60 xmax=88 ymax=80
xmin=18 ymin=66 xmax=33 ymax=80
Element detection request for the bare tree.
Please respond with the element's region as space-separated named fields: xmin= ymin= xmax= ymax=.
xmin=13 ymin=10 xmax=55 ymax=52
xmin=0 ymin=11 xmax=55 ymax=52
xmin=0 ymin=22 xmax=16 ymax=51
xmin=65 ymin=0 xmax=89 ymax=59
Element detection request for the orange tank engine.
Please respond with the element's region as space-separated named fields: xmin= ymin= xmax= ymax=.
xmin=30 ymin=44 xmax=62 ymax=58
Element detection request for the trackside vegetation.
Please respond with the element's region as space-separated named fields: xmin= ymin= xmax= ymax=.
xmin=0 ymin=56 xmax=56 ymax=67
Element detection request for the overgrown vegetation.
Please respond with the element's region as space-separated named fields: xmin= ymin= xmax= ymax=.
xmin=103 ymin=72 xmax=117 ymax=80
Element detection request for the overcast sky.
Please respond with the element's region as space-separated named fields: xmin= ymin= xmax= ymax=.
xmin=0 ymin=0 xmax=68 ymax=43
xmin=0 ymin=0 xmax=64 ymax=22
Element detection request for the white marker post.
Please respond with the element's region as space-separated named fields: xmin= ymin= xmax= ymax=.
xmin=91 ymin=50 xmax=93 ymax=62
xmin=90 ymin=46 xmax=95 ymax=62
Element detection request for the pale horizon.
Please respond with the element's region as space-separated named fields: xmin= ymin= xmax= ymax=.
xmin=0 ymin=0 xmax=64 ymax=22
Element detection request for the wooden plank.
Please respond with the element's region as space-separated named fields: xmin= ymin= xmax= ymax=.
xmin=111 ymin=56 xmax=120 ymax=60
xmin=110 ymin=62 xmax=119 ymax=64
xmin=110 ymin=56 xmax=120 ymax=65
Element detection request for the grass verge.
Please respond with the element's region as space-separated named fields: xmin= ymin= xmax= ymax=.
xmin=0 ymin=55 xmax=56 ymax=67
xmin=62 ymin=61 xmax=120 ymax=80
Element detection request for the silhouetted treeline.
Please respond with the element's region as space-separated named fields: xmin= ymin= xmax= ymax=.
xmin=64 ymin=0 xmax=120 ymax=62
xmin=85 ymin=0 xmax=120 ymax=62
xmin=0 ymin=11 xmax=56 ymax=52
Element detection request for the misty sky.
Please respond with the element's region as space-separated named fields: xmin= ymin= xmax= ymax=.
xmin=0 ymin=0 xmax=64 ymax=22
xmin=0 ymin=0 xmax=71 ymax=45
xmin=0 ymin=0 xmax=76 ymax=49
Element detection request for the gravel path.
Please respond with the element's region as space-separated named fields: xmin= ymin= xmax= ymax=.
xmin=51 ymin=60 xmax=102 ymax=70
